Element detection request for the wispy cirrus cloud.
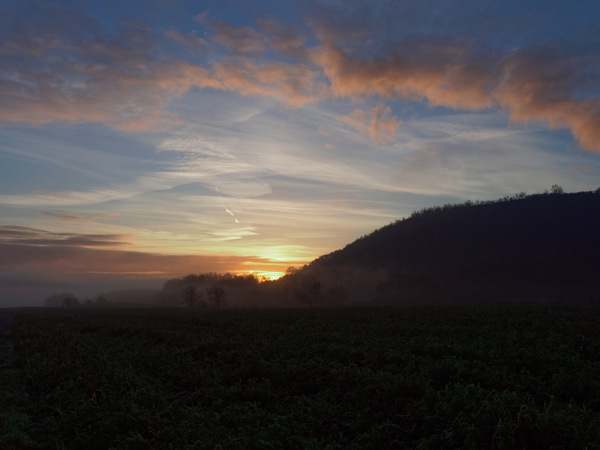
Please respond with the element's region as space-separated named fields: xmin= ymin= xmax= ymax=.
xmin=208 ymin=20 xmax=269 ymax=54
xmin=343 ymin=105 xmax=401 ymax=145
xmin=257 ymin=18 xmax=309 ymax=59
xmin=42 ymin=211 xmax=119 ymax=222
xmin=0 ymin=185 xmax=143 ymax=206
xmin=0 ymin=225 xmax=130 ymax=248
xmin=0 ymin=131 xmax=270 ymax=207
xmin=164 ymin=29 xmax=207 ymax=48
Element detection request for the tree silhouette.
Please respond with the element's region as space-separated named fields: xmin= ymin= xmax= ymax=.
xmin=294 ymin=274 xmax=322 ymax=307
xmin=207 ymin=284 xmax=226 ymax=308
xmin=62 ymin=296 xmax=80 ymax=307
xmin=182 ymin=285 xmax=203 ymax=308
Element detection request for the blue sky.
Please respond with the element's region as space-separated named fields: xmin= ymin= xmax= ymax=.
xmin=1 ymin=0 xmax=599 ymax=305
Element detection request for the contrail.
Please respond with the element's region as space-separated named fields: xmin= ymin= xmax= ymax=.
xmin=225 ymin=208 xmax=240 ymax=223
xmin=215 ymin=185 xmax=240 ymax=223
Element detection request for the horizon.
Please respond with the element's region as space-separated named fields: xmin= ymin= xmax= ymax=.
xmin=1 ymin=0 xmax=600 ymax=306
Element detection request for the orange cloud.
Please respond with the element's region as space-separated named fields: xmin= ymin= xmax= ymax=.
xmin=343 ymin=105 xmax=401 ymax=145
xmin=0 ymin=27 xmax=183 ymax=130
xmin=495 ymin=48 xmax=600 ymax=152
xmin=182 ymin=58 xmax=327 ymax=107
xmin=0 ymin=19 xmax=325 ymax=130
xmin=312 ymin=39 xmax=600 ymax=152
xmin=311 ymin=42 xmax=496 ymax=110
xmin=258 ymin=18 xmax=308 ymax=59
xmin=1 ymin=9 xmax=598 ymax=153
xmin=570 ymin=165 xmax=595 ymax=174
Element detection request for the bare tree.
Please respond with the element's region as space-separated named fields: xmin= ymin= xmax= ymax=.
xmin=182 ymin=285 xmax=203 ymax=308
xmin=294 ymin=273 xmax=322 ymax=308
xmin=207 ymin=284 xmax=226 ymax=308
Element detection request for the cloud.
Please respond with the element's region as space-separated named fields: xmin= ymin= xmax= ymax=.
xmin=343 ymin=105 xmax=401 ymax=145
xmin=0 ymin=225 xmax=130 ymax=248
xmin=209 ymin=226 xmax=257 ymax=241
xmin=209 ymin=20 xmax=268 ymax=54
xmin=258 ymin=18 xmax=308 ymax=59
xmin=310 ymin=40 xmax=497 ymax=110
xmin=0 ymin=186 xmax=141 ymax=206
xmin=495 ymin=47 xmax=600 ymax=152
xmin=0 ymin=131 xmax=271 ymax=208
xmin=311 ymin=34 xmax=600 ymax=152
xmin=181 ymin=58 xmax=327 ymax=107
xmin=0 ymin=10 xmax=183 ymax=130
xmin=1 ymin=4 xmax=598 ymax=153
xmin=157 ymin=136 xmax=272 ymax=198
xmin=0 ymin=7 xmax=325 ymax=128
xmin=570 ymin=165 xmax=595 ymax=174
xmin=164 ymin=29 xmax=207 ymax=48
xmin=41 ymin=211 xmax=84 ymax=222
xmin=42 ymin=211 xmax=119 ymax=222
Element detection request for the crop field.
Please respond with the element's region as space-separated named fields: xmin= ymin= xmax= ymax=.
xmin=1 ymin=306 xmax=600 ymax=449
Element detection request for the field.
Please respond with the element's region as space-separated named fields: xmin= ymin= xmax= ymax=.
xmin=1 ymin=306 xmax=600 ymax=449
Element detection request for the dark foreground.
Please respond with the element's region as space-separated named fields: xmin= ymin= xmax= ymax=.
xmin=1 ymin=306 xmax=600 ymax=449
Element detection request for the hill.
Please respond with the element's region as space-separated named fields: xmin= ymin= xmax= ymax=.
xmin=303 ymin=191 xmax=600 ymax=305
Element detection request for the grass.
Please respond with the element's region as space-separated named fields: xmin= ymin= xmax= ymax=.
xmin=1 ymin=306 xmax=600 ymax=449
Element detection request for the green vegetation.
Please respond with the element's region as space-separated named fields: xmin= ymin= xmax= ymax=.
xmin=2 ymin=306 xmax=600 ymax=449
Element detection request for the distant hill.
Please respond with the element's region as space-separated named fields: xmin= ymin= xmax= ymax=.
xmin=304 ymin=191 xmax=600 ymax=305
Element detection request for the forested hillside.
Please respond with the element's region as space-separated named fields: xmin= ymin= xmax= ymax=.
xmin=307 ymin=190 xmax=600 ymax=305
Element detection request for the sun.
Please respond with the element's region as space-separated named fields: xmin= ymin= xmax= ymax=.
xmin=248 ymin=271 xmax=285 ymax=281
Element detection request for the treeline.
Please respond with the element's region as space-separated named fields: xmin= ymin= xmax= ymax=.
xmin=159 ymin=273 xmax=261 ymax=308
xmin=406 ymin=184 xmax=588 ymax=221
xmin=44 ymin=289 xmax=161 ymax=308
xmin=157 ymin=270 xmax=350 ymax=308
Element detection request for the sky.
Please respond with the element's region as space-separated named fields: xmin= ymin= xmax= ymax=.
xmin=1 ymin=0 xmax=599 ymax=306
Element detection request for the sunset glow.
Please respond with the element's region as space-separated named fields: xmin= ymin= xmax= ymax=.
xmin=1 ymin=0 xmax=599 ymax=306
xmin=249 ymin=271 xmax=286 ymax=282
